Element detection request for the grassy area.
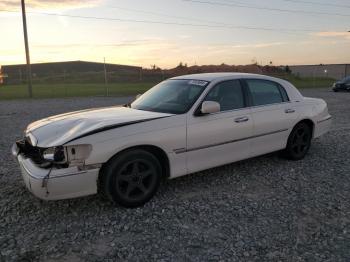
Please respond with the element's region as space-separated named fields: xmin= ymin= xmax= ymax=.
xmin=0 ymin=76 xmax=335 ymax=100
xmin=0 ymin=82 xmax=158 ymax=100
xmin=276 ymin=75 xmax=335 ymax=89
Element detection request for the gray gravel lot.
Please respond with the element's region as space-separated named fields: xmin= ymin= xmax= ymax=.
xmin=0 ymin=89 xmax=349 ymax=261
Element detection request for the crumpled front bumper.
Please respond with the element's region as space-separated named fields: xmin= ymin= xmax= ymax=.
xmin=11 ymin=143 xmax=99 ymax=201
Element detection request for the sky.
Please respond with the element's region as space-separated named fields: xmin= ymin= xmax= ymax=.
xmin=1 ymin=0 xmax=350 ymax=68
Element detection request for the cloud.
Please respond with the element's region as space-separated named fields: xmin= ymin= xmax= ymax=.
xmin=196 ymin=42 xmax=285 ymax=50
xmin=0 ymin=0 xmax=101 ymax=10
xmin=230 ymin=42 xmax=286 ymax=48
xmin=313 ymin=31 xmax=350 ymax=40
xmin=31 ymin=38 xmax=168 ymax=49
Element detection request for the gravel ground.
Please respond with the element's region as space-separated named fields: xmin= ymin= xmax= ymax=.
xmin=0 ymin=89 xmax=349 ymax=262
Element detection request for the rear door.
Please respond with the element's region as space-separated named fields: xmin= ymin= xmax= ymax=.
xmin=243 ymin=79 xmax=297 ymax=157
xmin=186 ymin=80 xmax=253 ymax=174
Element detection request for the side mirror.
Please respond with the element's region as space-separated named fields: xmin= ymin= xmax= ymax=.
xmin=201 ymin=101 xmax=220 ymax=114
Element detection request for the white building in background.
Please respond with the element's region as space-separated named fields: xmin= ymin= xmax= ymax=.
xmin=289 ymin=64 xmax=350 ymax=80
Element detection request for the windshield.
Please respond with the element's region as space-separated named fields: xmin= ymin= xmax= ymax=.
xmin=131 ymin=79 xmax=209 ymax=114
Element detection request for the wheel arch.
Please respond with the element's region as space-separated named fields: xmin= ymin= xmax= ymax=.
xmin=293 ymin=118 xmax=315 ymax=138
xmin=99 ymin=144 xmax=171 ymax=180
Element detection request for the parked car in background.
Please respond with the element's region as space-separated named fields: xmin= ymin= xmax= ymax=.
xmin=332 ymin=76 xmax=350 ymax=92
xmin=12 ymin=73 xmax=332 ymax=207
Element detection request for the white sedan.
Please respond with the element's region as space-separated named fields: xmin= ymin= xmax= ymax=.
xmin=12 ymin=73 xmax=332 ymax=207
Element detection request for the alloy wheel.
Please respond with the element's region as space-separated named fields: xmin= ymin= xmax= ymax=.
xmin=115 ymin=159 xmax=157 ymax=202
xmin=291 ymin=126 xmax=310 ymax=156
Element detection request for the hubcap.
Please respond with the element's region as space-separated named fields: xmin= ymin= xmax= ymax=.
xmin=115 ymin=159 xmax=156 ymax=201
xmin=291 ymin=127 xmax=310 ymax=155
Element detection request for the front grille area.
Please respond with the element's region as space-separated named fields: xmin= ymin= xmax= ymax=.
xmin=16 ymin=138 xmax=45 ymax=165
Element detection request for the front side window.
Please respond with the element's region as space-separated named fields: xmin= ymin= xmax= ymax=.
xmin=131 ymin=79 xmax=208 ymax=114
xmin=246 ymin=80 xmax=284 ymax=106
xmin=204 ymin=80 xmax=245 ymax=111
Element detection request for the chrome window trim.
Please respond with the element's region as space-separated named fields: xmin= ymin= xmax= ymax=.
xmin=192 ymin=78 xmax=293 ymax=117
xmin=248 ymin=101 xmax=292 ymax=110
xmin=195 ymin=101 xmax=292 ymax=116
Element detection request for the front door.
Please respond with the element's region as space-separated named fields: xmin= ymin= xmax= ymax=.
xmin=186 ymin=80 xmax=253 ymax=174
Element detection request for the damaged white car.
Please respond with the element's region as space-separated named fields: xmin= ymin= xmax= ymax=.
xmin=12 ymin=73 xmax=332 ymax=207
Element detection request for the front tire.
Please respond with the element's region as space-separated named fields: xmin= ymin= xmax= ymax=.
xmin=284 ymin=122 xmax=312 ymax=160
xmin=99 ymin=149 xmax=162 ymax=208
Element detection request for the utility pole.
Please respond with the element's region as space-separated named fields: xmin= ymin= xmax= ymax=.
xmin=21 ymin=0 xmax=33 ymax=98
xmin=139 ymin=67 xmax=142 ymax=81
xmin=103 ymin=57 xmax=108 ymax=96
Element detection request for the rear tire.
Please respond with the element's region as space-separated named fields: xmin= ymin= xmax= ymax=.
xmin=99 ymin=149 xmax=162 ymax=208
xmin=283 ymin=122 xmax=312 ymax=160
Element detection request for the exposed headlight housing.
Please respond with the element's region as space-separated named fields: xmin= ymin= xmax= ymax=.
xmin=42 ymin=146 xmax=66 ymax=163
xmin=42 ymin=144 xmax=92 ymax=167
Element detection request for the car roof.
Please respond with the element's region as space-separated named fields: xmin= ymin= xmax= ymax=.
xmin=170 ymin=72 xmax=279 ymax=82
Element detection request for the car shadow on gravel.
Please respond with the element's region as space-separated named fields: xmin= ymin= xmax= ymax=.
xmin=12 ymin=151 xmax=282 ymax=209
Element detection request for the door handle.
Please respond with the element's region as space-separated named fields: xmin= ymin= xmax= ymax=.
xmin=285 ymin=109 xmax=295 ymax=114
xmin=234 ymin=116 xmax=249 ymax=123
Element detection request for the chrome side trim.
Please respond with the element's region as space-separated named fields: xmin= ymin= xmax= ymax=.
xmin=173 ymin=148 xmax=186 ymax=154
xmin=317 ymin=116 xmax=332 ymax=124
xmin=174 ymin=128 xmax=289 ymax=154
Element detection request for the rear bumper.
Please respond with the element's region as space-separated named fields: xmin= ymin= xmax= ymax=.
xmin=12 ymin=143 xmax=99 ymax=200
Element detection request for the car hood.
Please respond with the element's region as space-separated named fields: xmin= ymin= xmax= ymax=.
xmin=26 ymin=106 xmax=172 ymax=148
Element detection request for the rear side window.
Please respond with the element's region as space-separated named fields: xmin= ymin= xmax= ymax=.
xmin=204 ymin=80 xmax=245 ymax=111
xmin=246 ymin=79 xmax=285 ymax=106
xmin=278 ymin=85 xmax=290 ymax=102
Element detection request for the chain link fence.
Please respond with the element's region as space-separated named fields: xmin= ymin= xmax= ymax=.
xmin=0 ymin=66 xmax=335 ymax=100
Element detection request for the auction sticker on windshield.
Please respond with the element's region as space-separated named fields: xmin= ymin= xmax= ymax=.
xmin=188 ymin=80 xmax=209 ymax=86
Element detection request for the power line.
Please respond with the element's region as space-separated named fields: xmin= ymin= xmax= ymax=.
xmin=106 ymin=5 xmax=232 ymax=26
xmin=222 ymin=0 xmax=350 ymax=8
xmin=182 ymin=0 xmax=350 ymax=17
xmin=106 ymin=5 xmax=324 ymax=31
xmin=0 ymin=8 xmax=328 ymax=34
xmin=279 ymin=0 xmax=350 ymax=9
